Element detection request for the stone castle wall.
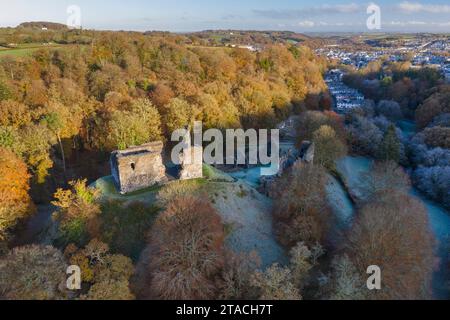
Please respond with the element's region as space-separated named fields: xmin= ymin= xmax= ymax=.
xmin=110 ymin=142 xmax=167 ymax=194
xmin=179 ymin=146 xmax=204 ymax=180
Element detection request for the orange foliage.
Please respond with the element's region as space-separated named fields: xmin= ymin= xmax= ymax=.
xmin=0 ymin=148 xmax=31 ymax=207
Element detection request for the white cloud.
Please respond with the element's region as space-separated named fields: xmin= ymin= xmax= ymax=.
xmin=398 ymin=1 xmax=450 ymax=14
xmin=298 ymin=20 xmax=315 ymax=27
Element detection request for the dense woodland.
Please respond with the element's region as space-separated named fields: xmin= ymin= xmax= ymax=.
xmin=0 ymin=27 xmax=332 ymax=300
xmin=0 ymin=27 xmax=448 ymax=300
xmin=0 ymin=27 xmax=327 ymax=194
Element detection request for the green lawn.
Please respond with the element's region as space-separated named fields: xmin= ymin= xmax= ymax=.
xmin=0 ymin=43 xmax=65 ymax=58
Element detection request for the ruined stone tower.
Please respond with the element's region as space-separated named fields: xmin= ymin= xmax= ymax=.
xmin=110 ymin=142 xmax=167 ymax=194
xmin=179 ymin=145 xmax=203 ymax=180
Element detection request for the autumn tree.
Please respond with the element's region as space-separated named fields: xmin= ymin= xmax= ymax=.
xmin=107 ymin=98 xmax=162 ymax=150
xmin=272 ymin=163 xmax=331 ymax=248
xmin=363 ymin=161 xmax=411 ymax=201
xmin=297 ymin=111 xmax=346 ymax=143
xmin=0 ymin=148 xmax=34 ymax=241
xmin=17 ymin=123 xmax=54 ymax=184
xmin=346 ymin=192 xmax=434 ymax=300
xmin=0 ymin=80 xmax=12 ymax=101
xmin=147 ymin=196 xmax=225 ymax=300
xmin=313 ymin=125 xmax=347 ymax=170
xmin=0 ymin=100 xmax=32 ymax=128
xmin=163 ymin=97 xmax=193 ymax=135
xmin=197 ymin=93 xmax=240 ymax=129
xmin=289 ymin=242 xmax=324 ymax=291
xmin=41 ymin=112 xmax=67 ymax=173
xmin=218 ymin=251 xmax=260 ymax=300
xmin=65 ymin=239 xmax=135 ymax=300
xmin=0 ymin=245 xmax=67 ymax=300
xmin=415 ymin=87 xmax=450 ymax=129
xmin=423 ymin=126 xmax=450 ymax=149
xmin=149 ymin=83 xmax=174 ymax=109
xmin=52 ymin=180 xmax=101 ymax=246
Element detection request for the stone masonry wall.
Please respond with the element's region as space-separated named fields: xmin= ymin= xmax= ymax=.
xmin=111 ymin=142 xmax=167 ymax=194
xmin=179 ymin=146 xmax=203 ymax=180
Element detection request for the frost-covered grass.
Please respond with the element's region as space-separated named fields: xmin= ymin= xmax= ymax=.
xmin=92 ymin=176 xmax=161 ymax=204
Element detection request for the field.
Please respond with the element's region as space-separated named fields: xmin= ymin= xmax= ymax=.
xmin=0 ymin=43 xmax=65 ymax=58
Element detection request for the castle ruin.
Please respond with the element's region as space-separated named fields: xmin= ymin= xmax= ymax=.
xmin=110 ymin=141 xmax=204 ymax=194
xmin=110 ymin=142 xmax=168 ymax=194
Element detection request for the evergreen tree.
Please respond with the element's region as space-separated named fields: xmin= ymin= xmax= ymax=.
xmin=379 ymin=124 xmax=400 ymax=163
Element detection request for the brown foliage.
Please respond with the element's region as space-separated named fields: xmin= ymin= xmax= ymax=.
xmin=423 ymin=126 xmax=450 ymax=149
xmin=149 ymin=83 xmax=174 ymax=109
xmin=415 ymin=87 xmax=450 ymax=129
xmin=0 ymin=245 xmax=67 ymax=300
xmin=346 ymin=192 xmax=435 ymax=300
xmin=272 ymin=163 xmax=331 ymax=248
xmin=147 ymin=196 xmax=225 ymax=300
xmin=363 ymin=161 xmax=411 ymax=201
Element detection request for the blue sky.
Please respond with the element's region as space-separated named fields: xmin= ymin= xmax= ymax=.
xmin=0 ymin=0 xmax=449 ymax=32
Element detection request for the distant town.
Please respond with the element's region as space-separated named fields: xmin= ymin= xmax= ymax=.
xmin=315 ymin=35 xmax=450 ymax=112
